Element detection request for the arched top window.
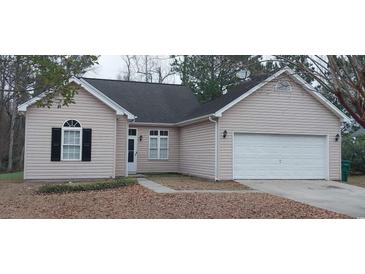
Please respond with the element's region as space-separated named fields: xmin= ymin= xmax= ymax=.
xmin=61 ymin=120 xmax=82 ymax=160
xmin=275 ymin=80 xmax=292 ymax=92
xmin=63 ymin=120 xmax=81 ymax=128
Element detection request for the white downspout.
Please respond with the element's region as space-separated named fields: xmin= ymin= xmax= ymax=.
xmin=209 ymin=116 xmax=218 ymax=181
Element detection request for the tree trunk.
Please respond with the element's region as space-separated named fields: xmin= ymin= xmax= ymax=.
xmin=0 ymin=75 xmax=5 ymax=124
xmin=19 ymin=115 xmax=25 ymax=170
xmin=20 ymin=139 xmax=24 ymax=170
xmin=145 ymin=55 xmax=148 ymax=82
xmin=7 ymin=101 xmax=16 ymax=172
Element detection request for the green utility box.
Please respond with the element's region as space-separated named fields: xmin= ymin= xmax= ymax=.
xmin=341 ymin=160 xmax=351 ymax=182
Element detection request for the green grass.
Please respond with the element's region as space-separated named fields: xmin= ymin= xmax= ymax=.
xmin=38 ymin=177 xmax=136 ymax=194
xmin=0 ymin=171 xmax=23 ymax=181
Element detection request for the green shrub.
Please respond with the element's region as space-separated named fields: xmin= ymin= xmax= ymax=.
xmin=342 ymin=135 xmax=365 ymax=174
xmin=38 ymin=177 xmax=136 ymax=194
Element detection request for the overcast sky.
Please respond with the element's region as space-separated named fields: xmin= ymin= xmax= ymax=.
xmin=84 ymin=55 xmax=181 ymax=84
xmin=84 ymin=55 xmax=125 ymax=79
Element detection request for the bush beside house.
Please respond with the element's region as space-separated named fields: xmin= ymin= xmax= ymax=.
xmin=38 ymin=177 xmax=136 ymax=194
xmin=342 ymin=135 xmax=365 ymax=174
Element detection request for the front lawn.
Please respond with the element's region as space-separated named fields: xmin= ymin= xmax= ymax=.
xmin=0 ymin=180 xmax=348 ymax=218
xmin=347 ymin=175 xmax=365 ymax=188
xmin=0 ymin=171 xmax=23 ymax=181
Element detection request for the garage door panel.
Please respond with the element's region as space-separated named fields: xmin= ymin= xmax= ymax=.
xmin=233 ymin=134 xmax=327 ymax=179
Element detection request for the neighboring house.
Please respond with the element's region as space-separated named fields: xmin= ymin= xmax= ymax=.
xmin=18 ymin=68 xmax=349 ymax=181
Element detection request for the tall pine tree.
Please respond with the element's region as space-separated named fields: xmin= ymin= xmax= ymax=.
xmin=172 ymin=55 xmax=274 ymax=102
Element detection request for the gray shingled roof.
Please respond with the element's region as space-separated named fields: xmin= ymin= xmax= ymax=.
xmin=82 ymin=73 xmax=272 ymax=123
xmin=82 ymin=78 xmax=200 ymax=123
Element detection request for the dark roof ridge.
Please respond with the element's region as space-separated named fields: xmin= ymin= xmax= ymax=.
xmin=81 ymin=77 xmax=184 ymax=87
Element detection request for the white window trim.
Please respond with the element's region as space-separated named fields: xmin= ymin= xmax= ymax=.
xmin=61 ymin=122 xmax=82 ymax=161
xmin=128 ymin=128 xmax=138 ymax=136
xmin=148 ymin=130 xmax=169 ymax=160
xmin=159 ymin=136 xmax=169 ymax=160
xmin=148 ymin=136 xmax=159 ymax=160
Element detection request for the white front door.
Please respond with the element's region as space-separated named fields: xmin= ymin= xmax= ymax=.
xmin=233 ymin=133 xmax=327 ymax=179
xmin=128 ymin=129 xmax=137 ymax=174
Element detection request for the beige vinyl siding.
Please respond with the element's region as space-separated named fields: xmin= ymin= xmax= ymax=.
xmin=179 ymin=120 xmax=216 ymax=179
xmin=24 ymin=87 xmax=117 ymax=180
xmin=115 ymin=116 xmax=128 ymax=177
xmin=133 ymin=126 xmax=179 ymax=173
xmin=218 ymin=75 xmax=341 ymax=180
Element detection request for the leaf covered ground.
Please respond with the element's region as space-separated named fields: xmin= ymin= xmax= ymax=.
xmin=147 ymin=174 xmax=251 ymax=191
xmin=0 ymin=182 xmax=348 ymax=218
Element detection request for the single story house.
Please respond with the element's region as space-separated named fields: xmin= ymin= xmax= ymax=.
xmin=18 ymin=68 xmax=349 ymax=181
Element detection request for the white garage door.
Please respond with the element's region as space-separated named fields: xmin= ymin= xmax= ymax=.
xmin=233 ymin=134 xmax=327 ymax=179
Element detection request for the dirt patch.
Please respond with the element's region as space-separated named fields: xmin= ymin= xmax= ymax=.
xmin=0 ymin=181 xmax=349 ymax=218
xmin=146 ymin=174 xmax=251 ymax=191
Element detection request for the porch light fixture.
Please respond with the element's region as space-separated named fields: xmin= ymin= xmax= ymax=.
xmin=139 ymin=135 xmax=143 ymax=142
xmin=223 ymin=130 xmax=227 ymax=138
xmin=335 ymin=134 xmax=340 ymax=142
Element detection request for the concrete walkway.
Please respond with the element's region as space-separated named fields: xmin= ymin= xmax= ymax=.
xmin=137 ymin=178 xmax=176 ymax=193
xmin=178 ymin=189 xmax=259 ymax=193
xmin=236 ymin=179 xmax=365 ymax=218
xmin=137 ymin=178 xmax=259 ymax=194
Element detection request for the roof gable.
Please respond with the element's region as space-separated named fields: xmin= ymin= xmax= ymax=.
xmin=221 ymin=73 xmax=343 ymax=129
xmin=192 ymin=68 xmax=349 ymax=123
xmin=18 ymin=77 xmax=136 ymax=119
xmin=181 ymin=74 xmax=271 ymax=121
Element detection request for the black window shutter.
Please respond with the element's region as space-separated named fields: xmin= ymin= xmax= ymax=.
xmin=51 ymin=128 xmax=61 ymax=161
xmin=82 ymin=128 xmax=92 ymax=161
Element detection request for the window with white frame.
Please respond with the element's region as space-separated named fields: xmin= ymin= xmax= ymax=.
xmin=62 ymin=120 xmax=82 ymax=160
xmin=149 ymin=130 xmax=168 ymax=160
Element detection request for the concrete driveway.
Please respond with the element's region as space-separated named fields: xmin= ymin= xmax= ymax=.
xmin=236 ymin=180 xmax=365 ymax=218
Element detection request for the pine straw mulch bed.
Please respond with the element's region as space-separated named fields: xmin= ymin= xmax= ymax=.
xmin=0 ymin=181 xmax=349 ymax=219
xmin=146 ymin=174 xmax=251 ymax=191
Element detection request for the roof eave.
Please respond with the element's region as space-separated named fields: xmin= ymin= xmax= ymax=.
xmin=175 ymin=113 xmax=220 ymax=127
xmin=17 ymin=78 xmax=137 ymax=120
xmin=73 ymin=78 xmax=137 ymax=119
xmin=213 ymin=67 xmax=351 ymax=123
xmin=283 ymin=68 xmax=351 ymax=123
xmin=130 ymin=121 xmax=176 ymax=127
xmin=18 ymin=91 xmax=49 ymax=112
xmin=214 ymin=69 xmax=286 ymax=117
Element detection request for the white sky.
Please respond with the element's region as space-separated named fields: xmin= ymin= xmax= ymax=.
xmin=84 ymin=55 xmax=125 ymax=79
xmin=83 ymin=55 xmax=181 ymax=84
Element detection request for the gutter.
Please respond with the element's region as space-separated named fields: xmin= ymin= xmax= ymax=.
xmin=130 ymin=121 xmax=175 ymax=127
xmin=208 ymin=116 xmax=218 ymax=181
xmin=175 ymin=114 xmax=213 ymax=127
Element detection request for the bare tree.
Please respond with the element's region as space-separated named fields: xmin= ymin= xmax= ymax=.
xmin=135 ymin=55 xmax=154 ymax=82
xmin=7 ymin=100 xmax=16 ymax=171
xmin=119 ymin=55 xmax=135 ymax=81
xmin=118 ymin=55 xmax=176 ymax=83
xmin=277 ymin=55 xmax=365 ymax=127
xmin=153 ymin=64 xmax=175 ymax=83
